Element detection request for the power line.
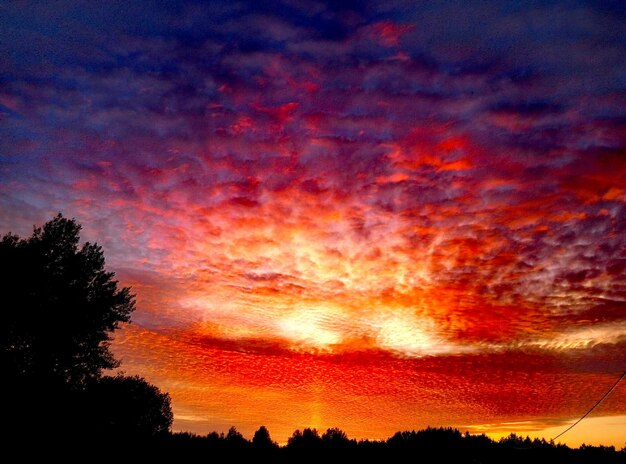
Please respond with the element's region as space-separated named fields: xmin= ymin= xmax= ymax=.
xmin=551 ymin=369 xmax=626 ymax=442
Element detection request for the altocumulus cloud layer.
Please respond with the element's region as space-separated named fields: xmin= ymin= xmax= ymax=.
xmin=1 ymin=0 xmax=625 ymax=443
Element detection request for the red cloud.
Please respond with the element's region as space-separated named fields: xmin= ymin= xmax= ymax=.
xmin=369 ymin=21 xmax=415 ymax=47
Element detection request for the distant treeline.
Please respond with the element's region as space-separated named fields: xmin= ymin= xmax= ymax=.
xmin=7 ymin=422 xmax=626 ymax=462
xmin=127 ymin=425 xmax=625 ymax=463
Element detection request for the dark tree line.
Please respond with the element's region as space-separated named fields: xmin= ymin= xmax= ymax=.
xmin=149 ymin=425 xmax=625 ymax=463
xmin=1 ymin=216 xmax=624 ymax=463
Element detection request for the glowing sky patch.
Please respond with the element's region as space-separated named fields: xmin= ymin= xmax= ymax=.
xmin=1 ymin=0 xmax=625 ymax=447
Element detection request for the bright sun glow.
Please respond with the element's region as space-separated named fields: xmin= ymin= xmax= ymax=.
xmin=276 ymin=307 xmax=344 ymax=349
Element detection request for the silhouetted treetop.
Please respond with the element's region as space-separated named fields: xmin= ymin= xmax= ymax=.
xmin=253 ymin=425 xmax=278 ymax=449
xmin=322 ymin=427 xmax=349 ymax=443
xmin=1 ymin=214 xmax=135 ymax=388
xmin=287 ymin=428 xmax=323 ymax=450
xmin=88 ymin=374 xmax=173 ymax=436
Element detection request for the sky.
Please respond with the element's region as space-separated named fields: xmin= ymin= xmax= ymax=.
xmin=1 ymin=0 xmax=625 ymax=447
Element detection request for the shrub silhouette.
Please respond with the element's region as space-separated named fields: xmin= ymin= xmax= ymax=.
xmin=87 ymin=374 xmax=173 ymax=437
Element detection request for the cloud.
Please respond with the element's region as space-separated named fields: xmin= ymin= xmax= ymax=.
xmin=113 ymin=323 xmax=626 ymax=443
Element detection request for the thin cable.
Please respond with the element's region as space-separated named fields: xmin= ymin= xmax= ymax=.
xmin=551 ymin=369 xmax=626 ymax=442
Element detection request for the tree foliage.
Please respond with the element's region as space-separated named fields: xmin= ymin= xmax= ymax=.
xmin=2 ymin=215 xmax=177 ymax=449
xmin=0 ymin=214 xmax=135 ymax=388
xmin=252 ymin=425 xmax=277 ymax=449
xmin=87 ymin=374 xmax=173 ymax=436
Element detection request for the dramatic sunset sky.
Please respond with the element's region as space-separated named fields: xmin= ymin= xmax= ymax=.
xmin=1 ymin=0 xmax=625 ymax=447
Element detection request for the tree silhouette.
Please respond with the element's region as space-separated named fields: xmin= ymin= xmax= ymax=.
xmin=287 ymin=427 xmax=322 ymax=451
xmin=322 ymin=427 xmax=349 ymax=444
xmin=227 ymin=426 xmax=247 ymax=442
xmin=322 ymin=427 xmax=352 ymax=451
xmin=0 ymin=214 xmax=145 ymax=445
xmin=1 ymin=214 xmax=135 ymax=388
xmin=87 ymin=374 xmax=173 ymax=437
xmin=252 ymin=425 xmax=278 ymax=450
xmin=224 ymin=426 xmax=250 ymax=454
